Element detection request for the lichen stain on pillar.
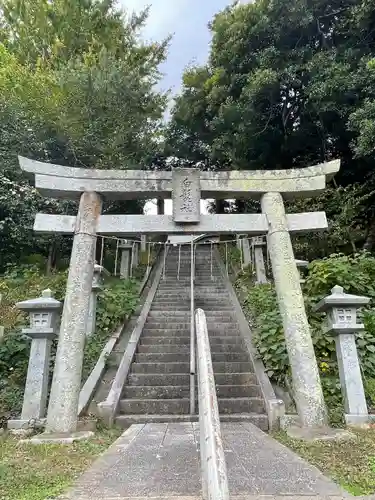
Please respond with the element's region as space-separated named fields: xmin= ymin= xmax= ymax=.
xmin=46 ymin=191 xmax=102 ymax=434
xmin=261 ymin=191 xmax=327 ymax=428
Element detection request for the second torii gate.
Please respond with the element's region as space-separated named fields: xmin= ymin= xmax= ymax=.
xmin=19 ymin=156 xmax=340 ymax=436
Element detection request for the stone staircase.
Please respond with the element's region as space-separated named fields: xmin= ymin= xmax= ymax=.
xmin=115 ymin=244 xmax=268 ymax=430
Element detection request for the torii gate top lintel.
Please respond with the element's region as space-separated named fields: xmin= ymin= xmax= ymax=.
xmin=19 ymin=156 xmax=340 ymax=201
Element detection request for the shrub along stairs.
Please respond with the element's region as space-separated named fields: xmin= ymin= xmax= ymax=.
xmin=115 ymin=244 xmax=268 ymax=429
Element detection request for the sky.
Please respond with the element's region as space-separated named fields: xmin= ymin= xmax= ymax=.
xmin=120 ymin=0 xmax=236 ymax=214
xmin=120 ymin=0 xmax=233 ymax=95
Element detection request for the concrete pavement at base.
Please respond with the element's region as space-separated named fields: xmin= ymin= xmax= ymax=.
xmin=60 ymin=422 xmax=348 ymax=499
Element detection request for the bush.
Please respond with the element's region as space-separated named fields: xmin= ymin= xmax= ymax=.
xmin=82 ymin=278 xmax=139 ymax=379
xmin=237 ymin=252 xmax=375 ymax=417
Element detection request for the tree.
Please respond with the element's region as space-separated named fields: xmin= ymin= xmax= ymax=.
xmin=0 ymin=0 xmax=169 ymax=268
xmin=166 ymin=0 xmax=375 ymax=245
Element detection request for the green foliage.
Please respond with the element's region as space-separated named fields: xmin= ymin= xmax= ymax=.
xmin=237 ymin=252 xmax=375 ymax=416
xmin=82 ymin=278 xmax=139 ymax=379
xmin=0 ymin=427 xmax=122 ymax=500
xmin=167 ymin=0 xmax=375 ymax=250
xmin=275 ymin=428 xmax=375 ymax=495
xmin=0 ymin=0 xmax=168 ymax=269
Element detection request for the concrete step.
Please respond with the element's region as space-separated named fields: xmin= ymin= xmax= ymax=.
xmin=119 ymin=397 xmax=264 ymax=415
xmin=152 ymin=299 xmax=231 ymax=305
xmin=157 ymin=287 xmax=224 ymax=292
xmin=131 ymin=362 xmax=253 ymax=374
xmin=131 ymin=362 xmax=190 ymax=374
xmin=140 ymin=336 xmax=190 ymax=345
xmin=138 ymin=339 xmax=246 ymax=352
xmin=135 ymin=353 xmax=190 ymax=363
xmin=143 ymin=323 xmax=240 ymax=331
xmin=123 ymin=385 xmax=189 ymax=399
xmin=141 ymin=328 xmax=242 ymax=337
xmin=140 ymin=336 xmax=245 ymax=347
xmin=151 ymin=303 xmax=234 ymax=309
xmin=219 ymin=397 xmax=265 ymax=414
xmin=135 ymin=352 xmax=249 ymax=363
xmin=216 ymin=384 xmax=261 ymax=398
xmin=119 ymin=398 xmax=190 ymax=414
xmin=148 ymin=312 xmax=235 ymax=321
xmin=127 ymin=372 xmax=257 ymax=386
xmin=128 ymin=373 xmax=191 ymax=386
xmin=150 ymin=306 xmax=191 ymax=311
xmin=122 ymin=384 xmax=260 ymax=399
xmin=144 ymin=322 xmax=190 ymax=330
xmin=137 ymin=344 xmax=190 ymax=354
xmin=156 ymin=291 xmax=225 ymax=296
xmin=114 ymin=412 xmax=269 ymax=430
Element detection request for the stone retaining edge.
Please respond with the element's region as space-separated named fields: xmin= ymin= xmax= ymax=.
xmin=214 ymin=247 xmax=285 ymax=431
xmin=96 ymin=247 xmax=168 ymax=426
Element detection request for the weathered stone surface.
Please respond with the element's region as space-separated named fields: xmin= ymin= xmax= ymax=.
xmin=336 ymin=334 xmax=368 ymax=425
xmin=19 ymin=155 xmax=340 ymax=200
xmin=242 ymin=238 xmax=251 ymax=266
xmin=132 ymin=242 xmax=139 ymax=268
xmin=22 ymin=430 xmax=94 ymax=445
xmin=46 ymin=191 xmax=102 ymax=434
xmin=314 ymin=286 xmax=370 ymax=426
xmin=33 ymin=212 xmax=328 ymax=235
xmin=286 ymin=425 xmax=356 ymax=442
xmin=172 ymin=168 xmax=201 ymax=223
xmin=295 ymin=259 xmax=309 ymax=283
xmin=140 ymin=235 xmax=147 ymax=252
xmin=157 ymin=198 xmax=165 ymax=215
xmin=253 ymin=237 xmax=267 ymax=284
xmin=61 ymin=422 xmax=346 ymax=499
xmin=119 ymin=243 xmax=132 ymax=279
xmin=261 ymin=192 xmax=327 ymax=428
xmin=8 ymin=289 xmax=62 ymax=429
xmin=87 ymin=264 xmax=104 ymax=338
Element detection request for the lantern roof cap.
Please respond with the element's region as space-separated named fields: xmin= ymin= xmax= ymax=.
xmin=16 ymin=289 xmax=62 ymax=311
xmin=314 ymin=285 xmax=370 ymax=312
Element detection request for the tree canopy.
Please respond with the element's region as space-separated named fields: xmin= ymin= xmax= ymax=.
xmin=166 ymin=0 xmax=375 ymax=248
xmin=167 ymin=0 xmax=375 ymax=176
xmin=0 ymin=0 xmax=169 ymax=268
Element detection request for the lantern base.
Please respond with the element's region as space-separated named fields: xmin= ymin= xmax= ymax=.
xmin=8 ymin=418 xmax=45 ymax=432
xmin=20 ymin=430 xmax=94 ymax=445
xmin=286 ymin=424 xmax=356 ymax=442
xmin=345 ymin=413 xmax=370 ymax=427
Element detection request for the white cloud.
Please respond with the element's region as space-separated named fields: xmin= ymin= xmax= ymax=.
xmin=120 ymin=0 xmax=231 ymax=93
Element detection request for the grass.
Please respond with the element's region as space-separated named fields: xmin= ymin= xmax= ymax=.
xmin=0 ymin=427 xmax=122 ymax=500
xmin=274 ymin=427 xmax=375 ymax=495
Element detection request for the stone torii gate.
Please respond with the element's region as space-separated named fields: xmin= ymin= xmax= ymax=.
xmin=19 ymin=156 xmax=340 ymax=436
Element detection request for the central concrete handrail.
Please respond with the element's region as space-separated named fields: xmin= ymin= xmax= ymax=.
xmin=195 ymin=308 xmax=229 ymax=500
xmin=97 ymin=246 xmax=168 ymax=426
xmin=190 ymin=238 xmax=196 ymax=415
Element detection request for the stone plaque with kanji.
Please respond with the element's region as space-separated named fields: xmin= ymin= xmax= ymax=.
xmin=172 ymin=168 xmax=200 ymax=223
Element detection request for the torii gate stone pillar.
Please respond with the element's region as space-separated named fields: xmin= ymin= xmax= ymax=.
xmin=262 ymin=192 xmax=326 ymax=427
xmin=46 ymin=191 xmax=102 ymax=435
xmin=18 ymin=155 xmax=341 ymax=434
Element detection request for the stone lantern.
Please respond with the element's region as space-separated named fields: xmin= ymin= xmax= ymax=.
xmin=295 ymin=259 xmax=309 ymax=284
xmin=119 ymin=240 xmax=133 ymax=279
xmin=8 ymin=289 xmax=62 ymax=431
xmin=253 ymin=236 xmax=267 ymax=284
xmin=86 ymin=264 xmax=105 ymax=338
xmin=314 ymin=285 xmax=370 ymax=426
